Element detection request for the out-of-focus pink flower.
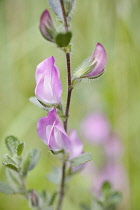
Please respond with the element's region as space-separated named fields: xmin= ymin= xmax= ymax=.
xmin=92 ymin=164 xmax=127 ymax=197
xmin=69 ymin=129 xmax=84 ymax=172
xmin=35 ymin=56 xmax=62 ymax=106
xmin=104 ymin=134 xmax=123 ymax=160
xmin=37 ymin=108 xmax=71 ymax=152
xmin=39 ymin=9 xmax=56 ymax=42
xmin=69 ymin=129 xmax=84 ymax=159
xmin=81 ymin=113 xmax=110 ymax=144
xmin=74 ymin=43 xmax=107 ymax=79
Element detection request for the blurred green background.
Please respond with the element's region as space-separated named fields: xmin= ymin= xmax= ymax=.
xmin=0 ymin=0 xmax=140 ymax=209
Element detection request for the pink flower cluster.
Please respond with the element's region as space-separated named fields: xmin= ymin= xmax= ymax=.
xmin=35 ymin=56 xmax=84 ymax=162
xmin=81 ymin=113 xmax=128 ymax=197
xmin=35 ymin=40 xmax=107 ymax=159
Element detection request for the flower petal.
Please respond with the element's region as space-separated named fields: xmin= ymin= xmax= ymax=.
xmin=86 ymin=43 xmax=107 ymax=77
xmin=35 ymin=56 xmax=62 ymax=105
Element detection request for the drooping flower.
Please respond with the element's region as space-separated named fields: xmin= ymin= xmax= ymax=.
xmin=73 ymin=43 xmax=107 ymax=80
xmin=35 ymin=56 xmax=62 ymax=106
xmin=39 ymin=9 xmax=56 ymax=42
xmin=81 ymin=113 xmax=110 ymax=144
xmin=37 ymin=108 xmax=71 ymax=151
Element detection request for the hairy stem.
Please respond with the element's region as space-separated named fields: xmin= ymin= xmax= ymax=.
xmin=56 ymin=1 xmax=73 ymax=210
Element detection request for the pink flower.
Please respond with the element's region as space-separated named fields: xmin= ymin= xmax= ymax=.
xmin=69 ymin=129 xmax=84 ymax=172
xmin=81 ymin=113 xmax=110 ymax=144
xmin=86 ymin=43 xmax=107 ymax=78
xmin=74 ymin=43 xmax=107 ymax=79
xmin=104 ymin=134 xmax=123 ymax=160
xmin=92 ymin=164 xmax=128 ymax=197
xmin=39 ymin=9 xmax=56 ymax=42
xmin=35 ymin=56 xmax=62 ymax=106
xmin=69 ymin=129 xmax=84 ymax=159
xmin=37 ymin=108 xmax=71 ymax=151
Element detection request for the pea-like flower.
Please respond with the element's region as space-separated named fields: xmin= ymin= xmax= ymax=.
xmin=39 ymin=9 xmax=56 ymax=42
xmin=37 ymin=108 xmax=71 ymax=152
xmin=35 ymin=56 xmax=62 ymax=106
xmin=73 ymin=43 xmax=107 ymax=80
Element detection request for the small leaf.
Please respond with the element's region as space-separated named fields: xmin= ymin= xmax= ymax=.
xmin=102 ymin=181 xmax=112 ymax=194
xmin=22 ymin=149 xmax=40 ymax=176
xmin=6 ymin=169 xmax=22 ymax=190
xmin=109 ymin=191 xmax=122 ymax=205
xmin=47 ymin=168 xmax=62 ymax=184
xmin=70 ymin=152 xmax=93 ymax=167
xmin=64 ymin=0 xmax=75 ymax=17
xmin=3 ymin=162 xmax=19 ymax=172
xmin=17 ymin=143 xmax=24 ymax=156
xmin=48 ymin=0 xmax=62 ymax=18
xmin=5 ymin=136 xmax=20 ymax=155
xmin=4 ymin=154 xmax=17 ymax=165
xmin=0 ymin=182 xmax=16 ymax=194
xmin=55 ymin=31 xmax=72 ymax=47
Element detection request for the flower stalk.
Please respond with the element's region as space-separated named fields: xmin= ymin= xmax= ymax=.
xmin=56 ymin=1 xmax=73 ymax=210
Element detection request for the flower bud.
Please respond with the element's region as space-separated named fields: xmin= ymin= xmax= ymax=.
xmin=35 ymin=56 xmax=62 ymax=106
xmin=39 ymin=9 xmax=56 ymax=42
xmin=73 ymin=43 xmax=107 ymax=80
xmin=37 ymin=108 xmax=71 ymax=152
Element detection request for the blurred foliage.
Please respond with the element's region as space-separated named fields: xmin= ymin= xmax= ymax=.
xmin=0 ymin=0 xmax=140 ymax=209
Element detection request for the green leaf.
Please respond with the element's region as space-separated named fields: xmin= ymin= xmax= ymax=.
xmin=0 ymin=182 xmax=16 ymax=194
xmin=6 ymin=169 xmax=22 ymax=190
xmin=108 ymin=191 xmax=122 ymax=206
xmin=4 ymin=154 xmax=17 ymax=165
xmin=5 ymin=136 xmax=20 ymax=155
xmin=48 ymin=0 xmax=75 ymax=18
xmin=48 ymin=0 xmax=62 ymax=19
xmin=55 ymin=31 xmax=72 ymax=47
xmin=17 ymin=142 xmax=24 ymax=156
xmin=70 ymin=152 xmax=93 ymax=167
xmin=47 ymin=168 xmax=62 ymax=184
xmin=3 ymin=162 xmax=19 ymax=172
xmin=64 ymin=0 xmax=75 ymax=17
xmin=22 ymin=149 xmax=40 ymax=176
xmin=102 ymin=181 xmax=112 ymax=194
